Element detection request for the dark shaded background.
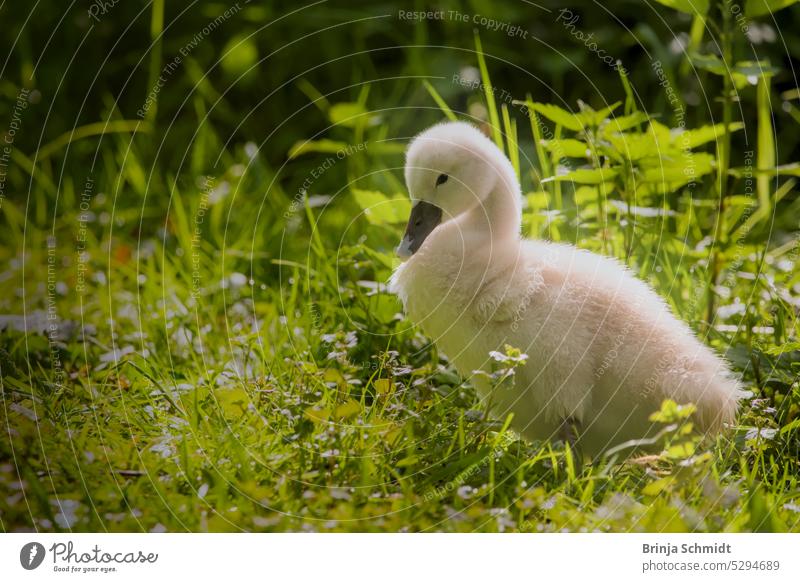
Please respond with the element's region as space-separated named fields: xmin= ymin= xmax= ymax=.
xmin=2 ymin=1 xmax=798 ymax=164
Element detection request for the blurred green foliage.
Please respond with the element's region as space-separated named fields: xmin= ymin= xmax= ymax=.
xmin=1 ymin=1 xmax=799 ymax=532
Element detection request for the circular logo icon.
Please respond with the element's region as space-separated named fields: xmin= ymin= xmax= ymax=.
xmin=20 ymin=542 xmax=46 ymax=570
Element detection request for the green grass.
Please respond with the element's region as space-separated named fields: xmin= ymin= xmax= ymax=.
xmin=1 ymin=4 xmax=800 ymax=533
xmin=2 ymin=105 xmax=798 ymax=532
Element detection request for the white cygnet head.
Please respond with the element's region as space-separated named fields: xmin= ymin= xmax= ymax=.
xmin=397 ymin=122 xmax=507 ymax=257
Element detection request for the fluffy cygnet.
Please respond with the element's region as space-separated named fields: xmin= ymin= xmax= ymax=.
xmin=389 ymin=121 xmax=745 ymax=455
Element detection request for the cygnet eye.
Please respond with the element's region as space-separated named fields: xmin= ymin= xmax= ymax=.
xmin=435 ymin=173 xmax=449 ymax=187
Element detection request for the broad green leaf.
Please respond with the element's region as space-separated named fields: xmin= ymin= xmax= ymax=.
xmin=352 ymin=189 xmax=411 ymax=225
xmin=673 ymin=123 xmax=744 ymax=149
xmin=323 ymin=368 xmax=346 ymax=386
xmin=334 ymin=399 xmax=362 ymax=419
xmin=374 ymin=378 xmax=394 ymax=395
xmin=649 ymin=399 xmax=696 ymax=422
xmin=304 ymin=407 xmax=332 ymax=423
xmin=652 ymin=0 xmax=709 ymax=15
xmin=328 ymin=102 xmax=368 ymax=127
xmin=642 ymin=477 xmax=675 ymax=496
xmin=221 ymin=34 xmax=258 ymax=77
xmin=641 ymin=506 xmax=691 ymax=533
xmin=639 ymin=152 xmax=714 ymax=184
xmin=731 ymin=61 xmax=780 ymax=79
xmin=601 ymin=111 xmax=649 ymax=134
xmin=542 ymin=138 xmax=590 ymax=158
xmin=746 ymin=0 xmax=800 ymax=17
xmin=526 ymin=191 xmax=550 ymax=210
xmin=368 ymin=293 xmax=401 ymax=325
xmin=607 ymin=133 xmax=660 ymax=160
xmin=780 ymin=417 xmax=800 ymax=435
xmin=215 ymin=387 xmax=251 ymax=417
xmin=573 ymin=186 xmax=598 ymax=205
xmin=648 ymin=120 xmax=672 ymax=145
xmin=544 ymin=167 xmax=618 ymax=184
xmin=649 ymin=402 xmax=675 ymax=423
xmin=577 ymin=101 xmax=621 ymax=126
xmin=288 ymin=138 xmax=349 ymax=159
xmin=764 ymin=341 xmax=800 ymax=356
xmin=690 ymin=55 xmax=779 ymax=88
xmin=526 ymin=102 xmax=585 ymax=131
xmin=666 ymin=441 xmax=696 ymax=459
xmin=689 ymin=53 xmax=727 ymax=76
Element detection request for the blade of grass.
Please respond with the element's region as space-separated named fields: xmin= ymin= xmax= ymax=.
xmin=679 ymin=13 xmax=707 ymax=78
xmin=10 ymin=149 xmax=58 ymax=196
xmin=617 ymin=63 xmax=636 ymax=116
xmin=756 ymin=75 xmax=775 ymax=212
xmin=731 ymin=178 xmax=795 ymax=242
xmin=553 ymin=124 xmax=564 ymax=212
xmin=169 ymin=177 xmax=195 ymax=257
xmin=145 ymin=0 xmax=165 ymax=123
xmin=473 ymin=31 xmax=504 ymax=152
xmin=707 ymin=8 xmax=735 ymax=327
xmin=422 ymin=80 xmax=457 ymax=121
xmin=501 ymin=104 xmax=520 ymax=180
xmin=522 ymin=97 xmax=552 ymax=190
xmin=297 ymin=78 xmax=331 ymax=112
xmin=35 ymin=121 xmax=150 ymax=161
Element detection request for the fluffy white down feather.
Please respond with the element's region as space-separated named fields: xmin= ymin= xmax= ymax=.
xmin=389 ymin=121 xmax=745 ymax=455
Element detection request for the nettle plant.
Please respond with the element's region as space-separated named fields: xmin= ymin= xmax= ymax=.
xmin=516 ymin=96 xmax=738 ymax=250
xmin=651 ymin=0 xmax=800 ymax=317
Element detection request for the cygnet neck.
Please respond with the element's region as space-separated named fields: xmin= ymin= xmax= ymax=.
xmin=456 ymin=163 xmax=521 ymax=250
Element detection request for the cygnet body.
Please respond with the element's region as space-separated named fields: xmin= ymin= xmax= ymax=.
xmin=389 ymin=121 xmax=744 ymax=455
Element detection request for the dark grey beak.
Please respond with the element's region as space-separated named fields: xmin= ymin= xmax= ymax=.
xmin=396 ymin=200 xmax=442 ymax=258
